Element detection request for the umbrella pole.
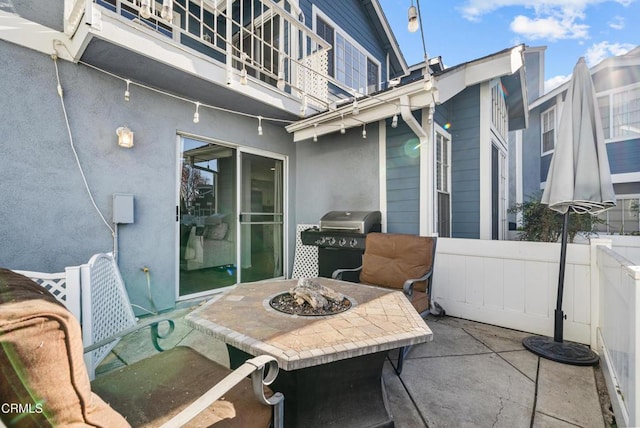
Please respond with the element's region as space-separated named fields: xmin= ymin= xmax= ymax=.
xmin=553 ymin=212 xmax=569 ymax=342
xmin=522 ymin=210 xmax=599 ymax=366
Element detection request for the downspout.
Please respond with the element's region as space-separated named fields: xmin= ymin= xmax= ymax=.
xmin=399 ymin=95 xmax=434 ymax=236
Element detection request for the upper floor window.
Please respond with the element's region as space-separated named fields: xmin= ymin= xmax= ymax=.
xmin=491 ymin=81 xmax=508 ymax=139
xmin=598 ymin=85 xmax=640 ymax=141
xmin=541 ymin=106 xmax=556 ymax=155
xmin=314 ymin=10 xmax=380 ymax=94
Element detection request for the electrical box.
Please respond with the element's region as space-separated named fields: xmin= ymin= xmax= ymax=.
xmin=113 ymin=193 xmax=134 ymax=224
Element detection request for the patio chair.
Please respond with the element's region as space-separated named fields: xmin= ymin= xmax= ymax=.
xmin=332 ymin=232 xmax=438 ymax=375
xmin=0 ymin=268 xmax=284 ymax=427
xmin=80 ymin=252 xmax=176 ymax=380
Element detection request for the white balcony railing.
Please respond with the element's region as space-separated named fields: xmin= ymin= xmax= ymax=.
xmin=65 ymin=0 xmax=338 ymax=110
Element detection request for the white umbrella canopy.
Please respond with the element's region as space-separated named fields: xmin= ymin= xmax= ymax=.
xmin=541 ymin=57 xmax=616 ymax=214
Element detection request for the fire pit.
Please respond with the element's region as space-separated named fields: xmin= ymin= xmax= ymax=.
xmin=269 ymin=277 xmax=353 ymax=316
xmin=269 ymin=292 xmax=352 ymax=316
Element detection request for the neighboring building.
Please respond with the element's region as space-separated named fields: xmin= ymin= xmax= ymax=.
xmin=1 ymin=0 xmax=532 ymax=312
xmin=290 ymin=45 xmax=530 ymax=240
xmin=516 ymin=47 xmax=640 ymax=234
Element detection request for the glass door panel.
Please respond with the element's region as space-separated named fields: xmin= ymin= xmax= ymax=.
xmin=179 ymin=138 xmax=237 ymax=297
xmin=239 ymin=152 xmax=284 ymax=283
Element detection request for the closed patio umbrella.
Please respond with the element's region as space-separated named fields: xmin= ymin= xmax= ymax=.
xmin=523 ymin=57 xmax=616 ymax=366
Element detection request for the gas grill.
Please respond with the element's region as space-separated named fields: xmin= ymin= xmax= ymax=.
xmin=301 ymin=211 xmax=381 ymax=281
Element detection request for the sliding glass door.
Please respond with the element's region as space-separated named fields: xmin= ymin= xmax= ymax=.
xmin=238 ymin=152 xmax=284 ymax=283
xmin=178 ymin=137 xmax=285 ymax=298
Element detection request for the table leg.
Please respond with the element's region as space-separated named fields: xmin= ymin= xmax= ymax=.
xmin=228 ymin=346 xmax=394 ymax=428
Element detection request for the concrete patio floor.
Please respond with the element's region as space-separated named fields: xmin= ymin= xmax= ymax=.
xmin=97 ymin=306 xmax=615 ymax=428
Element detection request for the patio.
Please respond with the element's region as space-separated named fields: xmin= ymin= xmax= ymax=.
xmin=97 ymin=305 xmax=614 ymax=427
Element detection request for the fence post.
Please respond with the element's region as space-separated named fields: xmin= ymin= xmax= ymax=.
xmin=589 ymin=238 xmax=611 ymax=350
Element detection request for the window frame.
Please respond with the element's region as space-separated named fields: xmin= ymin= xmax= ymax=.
xmin=312 ymin=6 xmax=381 ymax=95
xmin=598 ymin=82 xmax=640 ymax=143
xmin=540 ymin=105 xmax=556 ymax=156
xmin=435 ymin=124 xmax=452 ymax=238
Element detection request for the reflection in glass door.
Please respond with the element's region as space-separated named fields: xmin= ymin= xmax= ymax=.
xmin=239 ymin=152 xmax=284 ymax=283
xmin=179 ymin=138 xmax=237 ymax=297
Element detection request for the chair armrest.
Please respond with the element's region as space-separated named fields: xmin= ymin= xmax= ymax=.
xmin=402 ymin=270 xmax=433 ymax=298
xmin=332 ymin=265 xmax=363 ymax=280
xmin=84 ymin=315 xmax=175 ymax=353
xmin=159 ymin=355 xmax=284 ymax=428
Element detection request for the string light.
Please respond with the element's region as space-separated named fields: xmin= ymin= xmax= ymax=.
xmin=193 ymin=102 xmax=200 ymax=123
xmin=140 ymin=0 xmax=152 ymax=19
xmin=391 ymin=113 xmax=398 ymax=128
xmin=257 ymin=116 xmax=263 ymax=136
xmin=300 ymin=94 xmax=307 ymax=116
xmin=408 ymin=0 xmax=419 ymax=33
xmin=277 ymin=72 xmax=285 ymax=90
xmin=240 ymin=68 xmax=248 ymax=85
xmin=352 ymin=98 xmax=359 ymax=115
xmin=313 ymin=123 xmax=318 ymax=142
xmin=161 ymin=0 xmax=173 ymax=22
xmin=362 ymin=124 xmax=367 ymax=139
xmin=340 ymin=114 xmax=346 ymax=134
xmin=124 ymin=79 xmax=131 ymax=102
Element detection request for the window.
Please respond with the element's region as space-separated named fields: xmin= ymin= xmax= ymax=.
xmin=492 ymin=144 xmax=507 ymax=240
xmin=436 ymin=129 xmax=451 ymax=237
xmin=491 ymin=81 xmax=508 ymax=139
xmin=541 ymin=107 xmax=556 ymax=154
xmin=595 ymin=197 xmax=640 ymax=234
xmin=598 ymin=85 xmax=640 ymax=141
xmin=314 ymin=11 xmax=379 ymax=94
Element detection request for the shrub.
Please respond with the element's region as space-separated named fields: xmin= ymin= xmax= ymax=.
xmin=508 ymin=192 xmax=604 ymax=243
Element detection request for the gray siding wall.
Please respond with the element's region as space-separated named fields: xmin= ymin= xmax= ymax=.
xmin=448 ymin=86 xmax=481 ymax=239
xmin=386 ymin=119 xmax=420 ymax=234
xmin=0 ymin=41 xmax=296 ymax=312
xmin=1 ymin=0 xmax=63 ymax=31
xmin=294 ymin=126 xmax=379 ymax=223
xmin=523 ymin=105 xmax=543 ymax=200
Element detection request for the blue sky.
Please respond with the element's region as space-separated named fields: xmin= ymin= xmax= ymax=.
xmin=378 ymin=0 xmax=639 ymax=93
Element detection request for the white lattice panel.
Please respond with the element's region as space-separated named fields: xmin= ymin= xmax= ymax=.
xmin=291 ymin=224 xmax=319 ymax=279
xmin=13 ymin=268 xmax=81 ymax=321
xmin=81 ymin=253 xmax=137 ymax=378
xmin=297 ymin=50 xmax=328 ymax=108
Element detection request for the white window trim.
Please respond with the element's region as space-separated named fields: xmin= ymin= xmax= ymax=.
xmin=599 ymin=81 xmax=640 ymax=144
xmin=311 ymin=5 xmax=381 ymax=95
xmin=435 ymin=123 xmax=452 ymax=237
xmin=541 ymin=105 xmax=556 ymax=156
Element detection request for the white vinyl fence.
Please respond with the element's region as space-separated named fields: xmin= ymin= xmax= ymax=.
xmin=597 ymin=246 xmax=640 ymax=427
xmin=432 ymin=238 xmax=593 ymax=344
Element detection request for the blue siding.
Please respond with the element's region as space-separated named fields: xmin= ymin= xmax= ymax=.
xmin=541 ymin=153 xmax=552 ymax=184
xmin=300 ymin=0 xmax=387 ymax=82
xmin=386 ymin=118 xmax=420 ymax=234
xmin=448 ymin=86 xmax=481 ymax=239
xmin=607 ymin=138 xmax=640 ymax=174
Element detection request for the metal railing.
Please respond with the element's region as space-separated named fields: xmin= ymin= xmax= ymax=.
xmin=65 ymin=0 xmax=340 ymax=110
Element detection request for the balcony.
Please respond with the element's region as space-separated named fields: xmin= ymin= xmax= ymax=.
xmin=64 ymin=0 xmax=347 ymax=119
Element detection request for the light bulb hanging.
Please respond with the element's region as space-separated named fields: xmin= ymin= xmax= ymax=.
xmin=257 ymin=116 xmax=263 ymax=136
xmin=124 ymin=79 xmax=131 ymax=102
xmin=161 ymin=0 xmax=173 ymax=22
xmin=140 ymin=0 xmax=152 ymax=19
xmin=300 ymin=94 xmax=307 ymax=116
xmin=313 ymin=124 xmax=318 ymax=142
xmin=340 ymin=114 xmax=346 ymax=135
xmin=352 ymin=98 xmax=359 ymax=115
xmin=193 ymin=102 xmax=200 ymax=123
xmin=362 ymin=124 xmax=367 ymax=139
xmin=391 ymin=113 xmax=398 ymax=128
xmin=277 ymin=72 xmax=285 ymax=90
xmin=408 ymin=1 xmax=419 ymax=33
xmin=240 ymin=68 xmax=248 ymax=85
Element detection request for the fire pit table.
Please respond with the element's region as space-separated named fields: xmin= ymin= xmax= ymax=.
xmin=185 ymin=278 xmax=433 ymax=428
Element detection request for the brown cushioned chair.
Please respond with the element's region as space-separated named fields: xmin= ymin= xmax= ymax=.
xmin=332 ymin=232 xmax=438 ymax=374
xmin=0 ymin=268 xmax=283 ymax=428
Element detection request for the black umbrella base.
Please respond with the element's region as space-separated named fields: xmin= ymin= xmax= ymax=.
xmin=523 ymin=336 xmax=599 ymax=366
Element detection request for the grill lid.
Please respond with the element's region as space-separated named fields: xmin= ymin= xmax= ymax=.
xmin=319 ymin=211 xmax=381 ymax=234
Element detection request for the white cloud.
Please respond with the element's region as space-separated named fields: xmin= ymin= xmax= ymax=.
xmin=459 ymin=0 xmax=635 ymax=40
xmin=608 ymin=16 xmax=625 ymax=30
xmin=584 ymin=41 xmax=636 ymax=66
xmin=510 ymin=15 xmax=589 ymax=40
xmin=544 ymin=74 xmax=571 ymax=93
